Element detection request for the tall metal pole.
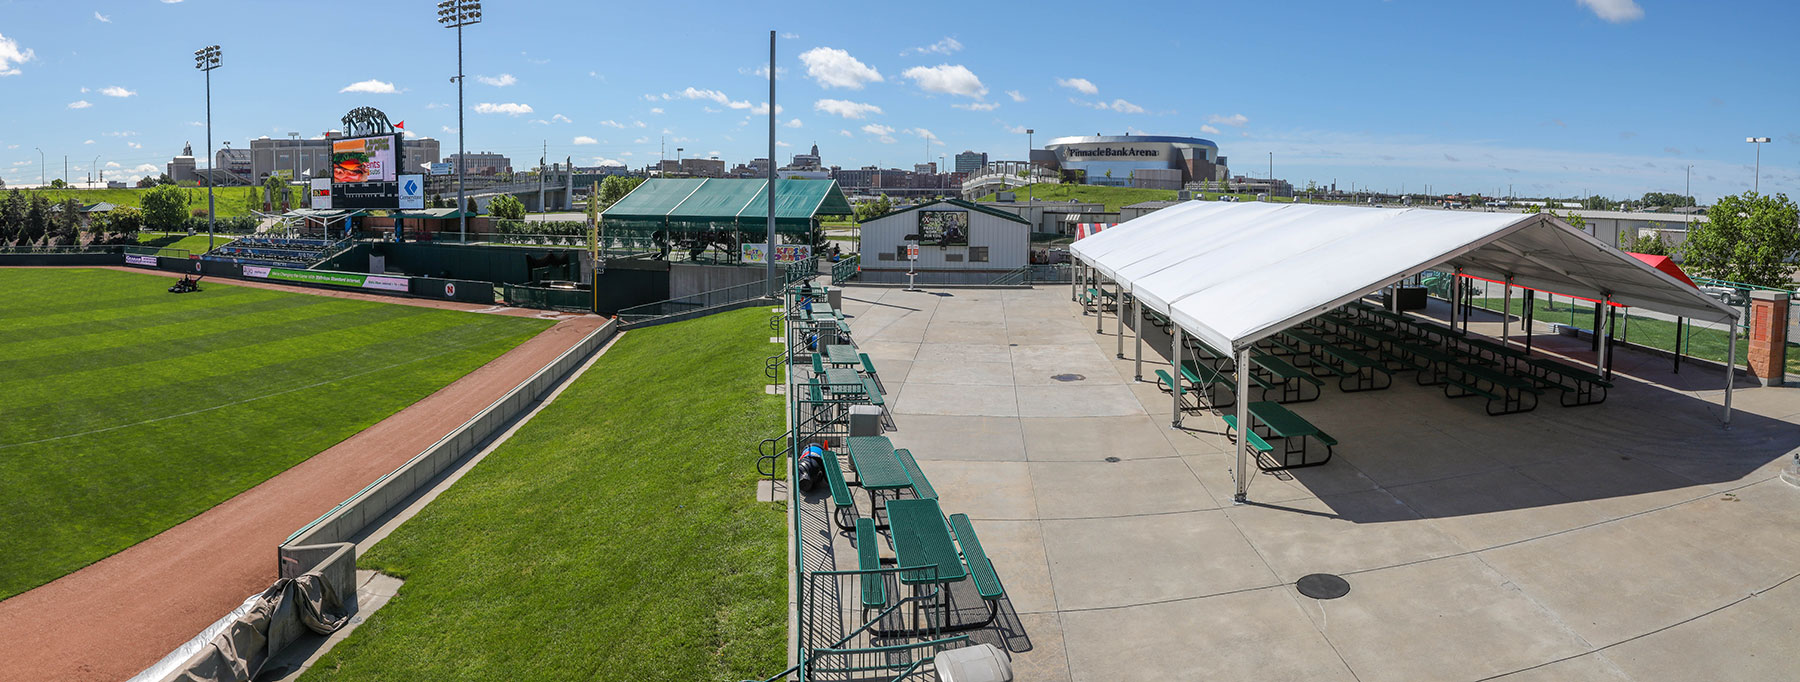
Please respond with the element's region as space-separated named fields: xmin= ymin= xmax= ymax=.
xmin=457 ymin=21 xmax=466 ymax=240
xmin=35 ymin=147 xmax=43 ymax=187
xmin=1747 ymin=137 xmax=1770 ymax=195
xmin=1116 ymin=287 xmax=1126 ymax=359
xmin=1171 ymin=325 xmax=1184 ymax=428
xmin=1133 ymin=296 xmax=1144 ymax=381
xmin=1724 ymin=321 xmax=1737 ymax=426
xmin=1233 ymin=346 xmax=1251 ymax=504
xmin=205 ymin=64 xmax=215 ymax=250
xmin=765 ymin=30 xmax=776 ymax=296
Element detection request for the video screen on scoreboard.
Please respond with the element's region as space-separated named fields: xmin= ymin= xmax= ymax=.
xmin=331 ymin=135 xmax=398 ymax=183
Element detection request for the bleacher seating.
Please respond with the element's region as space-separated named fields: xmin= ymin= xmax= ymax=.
xmin=200 ymin=237 xmax=331 ymax=268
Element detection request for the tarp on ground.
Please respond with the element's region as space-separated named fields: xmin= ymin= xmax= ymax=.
xmin=1069 ymin=202 xmax=1739 ymax=355
xmin=601 ymin=178 xmax=853 ymax=235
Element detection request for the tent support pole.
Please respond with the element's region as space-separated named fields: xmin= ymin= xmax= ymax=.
xmin=1673 ymin=317 xmax=1683 ymax=373
xmin=1133 ymin=297 xmax=1144 ymax=380
xmin=1596 ymin=294 xmax=1612 ymax=375
xmin=1233 ymin=346 xmax=1251 ymax=504
xmin=1116 ymin=289 xmax=1126 ymax=358
xmin=1097 ymin=278 xmax=1105 ymax=334
xmin=1451 ymin=267 xmax=1463 ymax=331
xmin=1524 ymin=288 xmax=1535 ymax=355
xmin=1502 ymin=276 xmax=1513 ymax=346
xmin=1071 ymin=261 xmax=1079 ymax=302
xmin=1724 ymin=322 xmax=1736 ymax=427
xmin=1171 ymin=326 xmax=1184 ymax=428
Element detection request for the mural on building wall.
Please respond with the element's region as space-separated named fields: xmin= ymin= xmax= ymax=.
xmin=918 ymin=211 xmax=969 ymax=246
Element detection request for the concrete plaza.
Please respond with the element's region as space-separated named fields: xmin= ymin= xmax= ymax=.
xmin=820 ymin=284 xmax=1799 ymax=681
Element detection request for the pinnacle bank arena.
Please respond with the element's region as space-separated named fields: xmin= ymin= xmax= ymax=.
xmin=1039 ymin=135 xmax=1227 ymax=188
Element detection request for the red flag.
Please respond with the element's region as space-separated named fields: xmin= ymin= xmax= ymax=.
xmin=395 ymin=120 xmax=405 ymax=130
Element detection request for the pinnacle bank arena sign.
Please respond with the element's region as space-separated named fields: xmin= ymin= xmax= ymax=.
xmin=1063 ymin=146 xmax=1162 ymax=159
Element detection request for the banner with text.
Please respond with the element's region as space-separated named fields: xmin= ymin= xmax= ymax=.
xmin=125 ymin=254 xmax=159 ymax=267
xmin=740 ymin=243 xmax=812 ymax=265
xmin=243 ymin=265 xmax=409 ymax=292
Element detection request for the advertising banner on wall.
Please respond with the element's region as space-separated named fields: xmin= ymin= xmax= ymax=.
xmin=740 ymin=243 xmax=813 ymax=265
xmin=918 ymin=210 xmax=969 ymax=246
xmin=243 ymin=265 xmax=409 ymax=292
xmin=330 ymin=134 xmax=404 ymax=209
xmin=310 ymin=178 xmax=333 ymax=209
xmin=124 ymin=254 xmax=158 ymax=267
xmin=397 ymin=174 xmax=425 ymax=210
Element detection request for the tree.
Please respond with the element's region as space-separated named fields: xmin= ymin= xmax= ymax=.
xmin=136 ymin=175 xmax=156 ymax=189
xmin=49 ymin=179 xmax=66 ymax=189
xmin=597 ymin=175 xmax=645 ymax=206
xmin=466 ymin=197 xmax=479 ymax=215
xmin=100 ymin=206 xmax=144 ymax=241
xmin=50 ymin=198 xmax=82 ymax=244
xmin=1582 ymin=194 xmax=1615 ymax=211
xmin=23 ymin=193 xmax=50 ymax=244
xmin=156 ymin=173 xmax=175 ymax=186
xmin=1626 ymin=229 xmax=1670 ymax=256
xmin=262 ymin=174 xmax=290 ymax=212
xmin=140 ymin=184 xmax=188 ymax=231
xmin=489 ymin=194 xmax=525 ymax=220
xmin=1680 ymin=191 xmax=1800 ymax=287
xmin=0 ymin=189 xmax=25 ymax=244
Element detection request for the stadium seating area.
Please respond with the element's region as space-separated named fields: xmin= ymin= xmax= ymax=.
xmin=202 ymin=237 xmax=330 ymax=267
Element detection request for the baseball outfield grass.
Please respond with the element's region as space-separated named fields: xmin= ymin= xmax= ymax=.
xmin=0 ymin=268 xmax=552 ymax=600
xmin=303 ymin=307 xmax=786 ymax=681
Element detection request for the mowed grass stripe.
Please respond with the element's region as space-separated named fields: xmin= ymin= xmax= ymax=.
xmin=0 ymin=269 xmax=259 ymax=322
xmin=0 ymin=287 xmax=332 ymax=348
xmin=0 ymin=272 xmax=272 ymax=330
xmin=301 ymin=307 xmax=784 ymax=682
xmin=0 ymin=330 xmax=540 ymax=598
xmin=0 ymin=268 xmax=552 ymax=599
xmin=2 ymin=316 xmax=535 ymax=442
xmin=0 ymin=298 xmax=400 ymax=371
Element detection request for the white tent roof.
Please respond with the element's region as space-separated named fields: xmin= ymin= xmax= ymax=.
xmin=1070 ymin=202 xmax=1738 ymax=355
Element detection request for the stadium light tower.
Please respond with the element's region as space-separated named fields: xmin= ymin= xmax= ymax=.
xmin=194 ymin=45 xmax=222 ymax=250
xmin=1746 ymin=137 xmax=1770 ymax=194
xmin=438 ymin=0 xmax=482 ymax=242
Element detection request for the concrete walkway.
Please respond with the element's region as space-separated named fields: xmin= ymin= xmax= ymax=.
xmin=834 ymin=284 xmax=1800 ymax=682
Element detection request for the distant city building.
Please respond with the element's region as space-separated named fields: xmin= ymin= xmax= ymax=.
xmin=167 ymin=143 xmax=196 ymax=183
xmin=656 ymin=157 xmax=725 ymax=177
xmin=914 ymin=162 xmax=937 ymax=175
xmin=787 ymin=143 xmax=823 ymax=170
xmin=953 ymin=150 xmax=988 ymax=174
xmin=445 ymin=150 xmax=512 ymax=176
xmin=1036 ymin=134 xmax=1227 ymax=187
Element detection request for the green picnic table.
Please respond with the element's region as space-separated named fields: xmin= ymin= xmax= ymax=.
xmin=1312 ymin=342 xmax=1394 ymax=392
xmin=884 ymin=498 xmax=968 ymax=585
xmin=1244 ymin=400 xmax=1337 ymax=470
xmin=1520 ymin=356 xmax=1611 ymax=406
xmin=1446 ymin=362 xmax=1541 ymax=415
xmin=824 ymin=343 xmax=861 ymax=367
xmin=823 ymin=368 xmax=868 ymax=399
xmin=1250 ymin=351 xmax=1322 ymax=403
xmin=1455 ymin=335 xmax=1527 ymax=371
xmin=846 ymin=436 xmax=912 ymax=490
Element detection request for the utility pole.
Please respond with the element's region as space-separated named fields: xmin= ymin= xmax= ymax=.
xmin=194 ymin=45 xmax=221 ymax=250
xmin=63 ymin=156 xmax=68 ymax=188
xmin=1686 ymin=164 xmax=1692 ymax=201
xmin=35 ymin=147 xmax=44 ymax=187
xmin=765 ymin=30 xmax=776 ymax=297
xmin=438 ymin=0 xmax=482 ymax=241
xmin=1025 ymin=128 xmax=1034 ymax=202
xmin=1747 ymin=137 xmax=1770 ymax=194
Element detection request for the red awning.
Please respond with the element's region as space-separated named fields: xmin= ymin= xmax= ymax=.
xmin=1625 ymin=252 xmax=1697 ymax=288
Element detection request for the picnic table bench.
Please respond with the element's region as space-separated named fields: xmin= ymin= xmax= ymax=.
xmin=1454 ymin=335 xmax=1529 ymax=372
xmin=1155 ymin=360 xmax=1240 ymax=411
xmin=875 ymin=498 xmax=1006 ymax=637
xmin=824 ymin=343 xmax=861 ymax=368
xmin=1223 ymin=400 xmax=1336 ymax=470
xmin=1519 ymin=356 xmax=1612 ymax=407
xmin=1445 ymin=361 xmax=1541 ymax=415
xmin=1250 ymin=351 xmax=1323 ymax=404
xmin=1301 ymin=337 xmax=1394 ymax=392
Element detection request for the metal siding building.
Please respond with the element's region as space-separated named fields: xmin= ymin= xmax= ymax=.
xmin=859 ymin=199 xmax=1031 ymax=284
xmin=1042 ymin=134 xmax=1224 ymax=187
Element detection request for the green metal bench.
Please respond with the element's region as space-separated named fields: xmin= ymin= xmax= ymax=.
xmin=823 ymin=450 xmax=858 ymax=531
xmin=893 ymin=448 xmax=936 ymax=501
xmin=948 ymin=513 xmax=1006 ymax=630
xmin=861 ymin=377 xmax=885 ymax=407
xmin=855 ymin=517 xmax=887 ymax=610
xmin=858 ymin=352 xmax=882 ymax=393
xmin=1182 ymin=360 xmax=1243 ymax=409
xmin=1219 ymin=415 xmax=1277 ymax=457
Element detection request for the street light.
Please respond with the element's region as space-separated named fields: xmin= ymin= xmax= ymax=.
xmin=1746 ymin=136 xmax=1770 ymax=194
xmin=438 ymin=0 xmax=482 ymax=242
xmin=1025 ymin=128 xmax=1034 ymax=202
xmin=194 ymin=44 xmax=222 ymax=250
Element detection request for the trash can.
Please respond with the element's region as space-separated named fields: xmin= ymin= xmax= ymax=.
xmin=828 ymin=286 xmax=842 ymax=309
xmin=1391 ymin=286 xmax=1428 ymax=311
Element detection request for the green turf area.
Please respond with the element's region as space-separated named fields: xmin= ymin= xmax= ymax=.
xmin=138 ymin=231 xmax=233 ymax=254
xmin=19 ymin=187 xmax=266 ymax=218
xmin=1472 ymin=296 xmax=1800 ymax=374
xmin=0 ymin=269 xmax=552 ymax=600
xmin=302 ymin=307 xmax=785 ymax=681
xmin=974 ymin=182 xmax=1298 ymax=212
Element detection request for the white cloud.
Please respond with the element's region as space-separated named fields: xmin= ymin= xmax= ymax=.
xmin=552 ymin=113 xmax=571 ymax=123
xmin=1208 ymin=113 xmax=1250 ymax=127
xmin=1200 ymin=124 xmax=1221 ymax=135
xmin=187 ymin=121 xmax=204 ymax=127
xmin=954 ymin=102 xmax=1000 ymax=111
xmin=599 ymin=120 xmax=626 ymax=129
xmin=425 ymin=102 xmax=449 ymax=110
xmin=476 ymin=73 xmax=517 ymax=87
xmin=105 ymin=161 xmax=120 ymax=168
xmin=780 ymin=32 xmax=799 ymax=39
xmin=1578 ymin=0 xmax=1644 ymax=22
xmin=1104 ymin=99 xmax=1144 ymax=114
xmin=1006 ymin=90 xmax=1026 ymax=102
xmin=649 ymin=107 xmax=664 ymax=114
xmin=707 ymin=150 xmax=720 ymax=158
xmin=633 ymin=120 xmax=647 ymax=128
xmin=128 ymin=141 xmax=142 ymax=149
xmin=902 ymin=64 xmax=987 ymax=98
xmin=83 ymin=139 xmax=95 ymax=144
xmin=68 ymin=100 xmax=92 ymax=109
xmin=1003 ymin=124 xmax=1028 ymax=134
xmin=903 ymin=37 xmax=963 ymax=56
xmin=441 ymin=125 xmax=457 ymax=134
xmin=861 ymin=123 xmax=897 ymax=143
xmin=100 ymin=85 xmax=136 ymax=97
xmin=839 ymin=129 xmax=854 ymax=137
xmin=798 ymin=47 xmax=884 ymax=89
xmin=474 ymin=102 xmax=533 ymax=115
xmin=1056 ymin=77 xmax=1098 ymax=95
xmin=128 ymin=163 xmax=159 ymax=175
xmin=590 ymin=156 xmax=624 ymax=166
xmin=682 ymin=87 xmax=732 ymax=105
xmin=572 ymin=136 xmax=598 ymax=145
xmin=904 ymin=128 xmax=940 ymax=142
xmin=339 ymin=79 xmax=397 ymax=94
xmin=80 ymin=87 xmax=89 ymax=93
xmin=160 ymin=0 xmax=181 ymax=3
xmin=776 ymin=141 xmax=792 ymax=148
xmin=620 ymin=152 xmax=634 ymax=157
xmin=93 ymin=11 xmax=111 ymax=22
xmin=748 ymin=102 xmax=782 ymax=115
xmin=0 ymin=33 xmax=36 ymax=77
xmin=740 ymin=65 xmax=787 ymax=78
xmin=784 ymin=118 xmax=803 ymax=128
xmin=814 ymin=98 xmax=883 ymax=119
xmin=633 ymin=137 xmax=650 ymax=144
xmin=104 ymin=130 xmax=137 ymax=137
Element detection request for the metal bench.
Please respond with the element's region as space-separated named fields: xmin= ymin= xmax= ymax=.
xmin=893 ymin=448 xmax=936 ymax=501
xmin=947 ymin=513 xmax=1005 ymax=631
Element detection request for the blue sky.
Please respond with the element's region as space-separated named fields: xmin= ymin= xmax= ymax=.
xmin=0 ymin=0 xmax=1795 ymax=201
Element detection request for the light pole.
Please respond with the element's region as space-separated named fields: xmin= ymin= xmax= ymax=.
xmin=1746 ymin=137 xmax=1770 ymax=194
xmin=194 ymin=45 xmax=221 ymax=250
xmin=289 ymin=132 xmax=302 ymax=208
xmin=438 ymin=0 xmax=482 ymax=241
xmin=1025 ymin=128 xmax=1034 ymax=201
xmin=34 ymin=147 xmax=43 ymax=187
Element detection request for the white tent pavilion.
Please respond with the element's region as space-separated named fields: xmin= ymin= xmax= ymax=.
xmin=1069 ymin=202 xmax=1742 ymax=503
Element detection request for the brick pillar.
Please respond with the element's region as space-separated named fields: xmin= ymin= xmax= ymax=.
xmin=1747 ymin=290 xmax=1790 ymax=387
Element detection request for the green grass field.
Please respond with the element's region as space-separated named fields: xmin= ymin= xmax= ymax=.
xmin=0 ymin=269 xmax=552 ymax=600
xmin=20 ymin=187 xmax=265 ymax=218
xmin=302 ymin=307 xmax=786 ymax=681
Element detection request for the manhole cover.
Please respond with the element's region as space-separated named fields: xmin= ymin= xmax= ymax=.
xmin=1104 ymin=456 xmax=1121 ymax=463
xmin=1295 ymin=573 xmax=1350 ymax=600
xmin=1051 ymin=373 xmax=1086 ymax=382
